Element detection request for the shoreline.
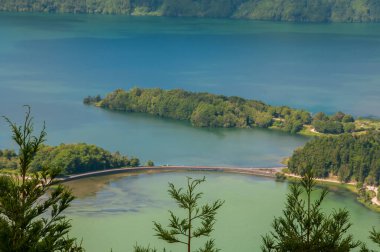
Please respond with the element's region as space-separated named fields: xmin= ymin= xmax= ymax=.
xmin=57 ymin=165 xmax=284 ymax=183
xmin=57 ymin=165 xmax=380 ymax=211
xmin=88 ymin=88 xmax=380 ymax=138
xmin=285 ymin=172 xmax=380 ymax=209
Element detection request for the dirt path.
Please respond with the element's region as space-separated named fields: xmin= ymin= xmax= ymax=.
xmin=57 ymin=165 xmax=284 ymax=183
xmin=367 ymin=186 xmax=380 ymax=206
xmin=47 ymin=166 xmax=380 ymax=207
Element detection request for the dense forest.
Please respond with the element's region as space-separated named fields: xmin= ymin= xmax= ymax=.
xmin=0 ymin=143 xmax=140 ymax=174
xmin=1 ymin=0 xmax=380 ymax=22
xmin=86 ymin=88 xmax=356 ymax=134
xmin=288 ymin=132 xmax=380 ymax=185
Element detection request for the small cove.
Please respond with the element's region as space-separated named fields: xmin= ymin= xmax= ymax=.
xmin=66 ymin=172 xmax=380 ymax=251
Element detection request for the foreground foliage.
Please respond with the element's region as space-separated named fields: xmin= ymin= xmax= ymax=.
xmin=370 ymin=229 xmax=380 ymax=247
xmin=1 ymin=0 xmax=380 ymax=22
xmin=135 ymin=177 xmax=224 ymax=252
xmin=361 ymin=228 xmax=380 ymax=251
xmin=289 ymin=132 xmax=380 ymax=185
xmin=262 ymin=169 xmax=361 ymax=252
xmin=0 ymin=107 xmax=83 ymax=251
xmin=30 ymin=143 xmax=140 ymax=174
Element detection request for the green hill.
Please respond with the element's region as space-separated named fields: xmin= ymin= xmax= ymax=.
xmin=1 ymin=0 xmax=380 ymax=22
xmin=0 ymin=143 xmax=141 ymax=175
xmin=288 ymin=132 xmax=380 ymax=184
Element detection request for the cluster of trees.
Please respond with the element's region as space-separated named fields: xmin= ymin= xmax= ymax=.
xmin=288 ymin=132 xmax=380 ymax=185
xmin=93 ymin=88 xmax=356 ymax=134
xmin=30 ymin=143 xmax=140 ymax=174
xmin=233 ymin=0 xmax=380 ymax=22
xmin=83 ymin=95 xmax=101 ymax=105
xmin=0 ymin=107 xmax=84 ymax=251
xmin=312 ymin=111 xmax=356 ymax=134
xmin=0 ymin=149 xmax=18 ymax=169
xmin=357 ymin=182 xmax=378 ymax=206
xmin=1 ymin=0 xmax=380 ymax=22
xmin=0 ymin=143 xmax=140 ymax=175
xmin=94 ymin=88 xmax=311 ymax=133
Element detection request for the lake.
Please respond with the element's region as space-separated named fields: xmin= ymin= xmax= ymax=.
xmin=1 ymin=11 xmax=380 ymax=251
xmin=1 ymin=12 xmax=380 ymax=166
xmin=66 ymin=172 xmax=380 ymax=251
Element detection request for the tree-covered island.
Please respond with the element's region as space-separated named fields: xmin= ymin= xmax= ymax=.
xmin=84 ymin=87 xmax=378 ymax=136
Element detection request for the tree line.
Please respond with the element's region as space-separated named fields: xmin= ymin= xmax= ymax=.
xmin=288 ymin=131 xmax=380 ymax=185
xmin=0 ymin=143 xmax=141 ymax=175
xmin=87 ymin=87 xmax=357 ymax=134
xmin=1 ymin=0 xmax=380 ymax=22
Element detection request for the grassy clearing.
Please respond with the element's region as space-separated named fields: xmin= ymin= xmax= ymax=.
xmin=298 ymin=119 xmax=380 ymax=138
xmin=355 ymin=118 xmax=380 ymax=131
xmin=298 ymin=125 xmax=322 ymax=137
xmin=0 ymin=168 xmax=19 ymax=175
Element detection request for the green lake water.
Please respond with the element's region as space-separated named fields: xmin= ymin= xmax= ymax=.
xmin=66 ymin=172 xmax=380 ymax=251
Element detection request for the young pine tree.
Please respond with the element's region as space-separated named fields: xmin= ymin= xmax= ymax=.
xmin=0 ymin=106 xmax=83 ymax=252
xmin=360 ymin=228 xmax=380 ymax=252
xmin=135 ymin=177 xmax=224 ymax=252
xmin=261 ymin=168 xmax=361 ymax=252
xmin=370 ymin=229 xmax=380 ymax=246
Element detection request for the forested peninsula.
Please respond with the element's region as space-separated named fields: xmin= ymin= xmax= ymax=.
xmin=0 ymin=143 xmax=143 ymax=175
xmin=84 ymin=88 xmax=376 ymax=135
xmin=288 ymin=132 xmax=380 ymax=185
xmin=1 ymin=0 xmax=380 ymax=22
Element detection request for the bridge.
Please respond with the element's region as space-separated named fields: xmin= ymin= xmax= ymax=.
xmin=57 ymin=166 xmax=285 ymax=183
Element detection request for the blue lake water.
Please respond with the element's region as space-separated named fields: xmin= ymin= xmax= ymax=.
xmin=1 ymin=13 xmax=380 ymax=166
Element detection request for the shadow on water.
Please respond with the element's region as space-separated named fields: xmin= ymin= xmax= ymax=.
xmin=97 ymin=107 xmax=310 ymax=140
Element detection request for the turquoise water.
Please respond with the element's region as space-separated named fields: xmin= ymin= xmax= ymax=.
xmin=66 ymin=172 xmax=380 ymax=251
xmin=1 ymin=13 xmax=380 ymax=166
xmin=1 ymin=12 xmax=379 ymax=251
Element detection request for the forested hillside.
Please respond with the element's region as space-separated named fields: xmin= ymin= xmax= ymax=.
xmin=1 ymin=0 xmax=380 ymax=22
xmin=288 ymin=132 xmax=380 ymax=185
xmin=87 ymin=88 xmax=358 ymax=134
xmin=0 ymin=143 xmax=141 ymax=174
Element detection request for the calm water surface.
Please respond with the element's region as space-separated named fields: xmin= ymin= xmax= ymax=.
xmin=1 ymin=13 xmax=380 ymax=165
xmin=1 ymin=13 xmax=380 ymax=250
xmin=66 ymin=172 xmax=380 ymax=251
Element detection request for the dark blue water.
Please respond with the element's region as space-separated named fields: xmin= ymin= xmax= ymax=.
xmin=1 ymin=12 xmax=380 ymax=165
